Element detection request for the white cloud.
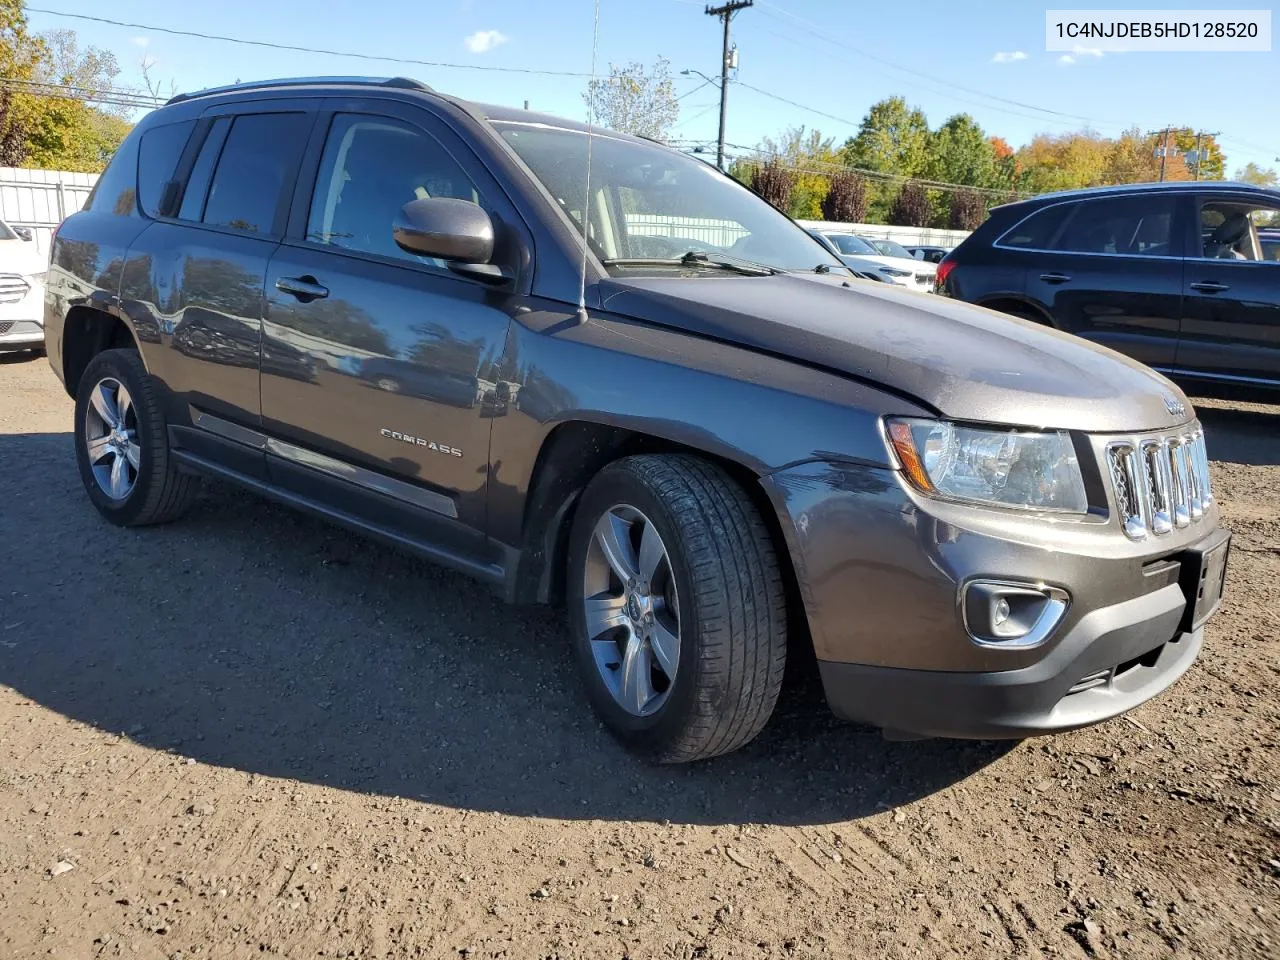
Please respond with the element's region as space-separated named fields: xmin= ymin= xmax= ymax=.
xmin=130 ymin=36 xmax=151 ymax=48
xmin=991 ymin=51 xmax=1028 ymax=63
xmin=463 ymin=29 xmax=508 ymax=54
xmin=1058 ymin=46 xmax=1104 ymax=66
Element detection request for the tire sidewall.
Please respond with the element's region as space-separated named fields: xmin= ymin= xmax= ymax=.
xmin=566 ymin=463 xmax=707 ymax=753
xmin=73 ymin=351 xmax=163 ymax=526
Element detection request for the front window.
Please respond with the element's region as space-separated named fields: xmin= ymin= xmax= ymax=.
xmin=1199 ymin=199 xmax=1280 ymax=261
xmin=823 ymin=233 xmax=877 ymax=256
xmin=494 ymin=122 xmax=843 ymax=273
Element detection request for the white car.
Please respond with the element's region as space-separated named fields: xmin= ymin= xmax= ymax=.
xmin=808 ymin=229 xmax=936 ymax=291
xmin=0 ymin=218 xmax=47 ymax=354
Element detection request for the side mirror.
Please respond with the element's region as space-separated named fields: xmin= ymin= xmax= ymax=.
xmin=13 ymin=226 xmax=33 ymax=242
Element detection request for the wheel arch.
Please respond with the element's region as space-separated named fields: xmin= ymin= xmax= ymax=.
xmin=60 ymin=305 xmax=140 ymax=396
xmin=508 ymin=420 xmax=808 ymax=646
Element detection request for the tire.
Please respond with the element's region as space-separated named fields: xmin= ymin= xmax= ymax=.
xmin=566 ymin=454 xmax=788 ymax=763
xmin=73 ymin=348 xmax=198 ymax=527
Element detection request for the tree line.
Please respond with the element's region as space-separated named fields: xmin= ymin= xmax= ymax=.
xmin=584 ymin=61 xmax=1278 ymax=230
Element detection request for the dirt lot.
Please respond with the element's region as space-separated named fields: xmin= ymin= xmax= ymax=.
xmin=1 ymin=352 xmax=1278 ymax=960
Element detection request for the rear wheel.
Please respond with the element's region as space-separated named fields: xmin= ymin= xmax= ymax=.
xmin=567 ymin=455 xmax=788 ymax=763
xmin=73 ymin=348 xmax=198 ymax=526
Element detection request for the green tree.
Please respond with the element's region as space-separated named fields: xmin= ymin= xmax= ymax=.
xmin=1234 ymin=162 xmax=1279 ymax=188
xmin=0 ymin=0 xmax=46 ymax=166
xmin=841 ymin=97 xmax=930 ymax=176
xmin=583 ymin=58 xmax=678 ymax=141
xmin=925 ymin=114 xmax=1001 ymax=189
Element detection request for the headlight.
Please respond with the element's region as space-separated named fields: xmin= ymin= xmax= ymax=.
xmin=25 ymin=270 xmax=46 ymax=284
xmin=879 ymin=267 xmax=911 ymax=278
xmin=885 ymin=418 xmax=1088 ymax=514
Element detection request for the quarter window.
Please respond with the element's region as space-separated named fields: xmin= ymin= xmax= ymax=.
xmin=998 ymin=204 xmax=1071 ymax=249
xmin=201 ymin=113 xmax=311 ymax=235
xmin=1053 ymin=196 xmax=1176 ymax=257
xmin=137 ymin=119 xmax=195 ymax=218
xmin=306 ymin=113 xmax=482 ymax=267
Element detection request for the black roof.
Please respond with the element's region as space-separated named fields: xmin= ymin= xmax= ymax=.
xmin=994 ymin=179 xmax=1280 ymax=214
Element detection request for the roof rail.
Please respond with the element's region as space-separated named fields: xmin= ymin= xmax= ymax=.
xmin=166 ymin=76 xmax=432 ymax=105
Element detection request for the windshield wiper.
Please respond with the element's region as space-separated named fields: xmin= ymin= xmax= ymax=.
xmin=602 ymin=250 xmax=776 ymax=276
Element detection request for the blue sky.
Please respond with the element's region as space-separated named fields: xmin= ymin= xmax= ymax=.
xmin=25 ymin=0 xmax=1280 ymax=175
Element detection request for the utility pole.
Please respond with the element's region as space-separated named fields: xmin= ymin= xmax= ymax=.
xmin=705 ymin=0 xmax=752 ymax=170
xmin=1188 ymin=130 xmax=1219 ymax=180
xmin=1151 ymin=127 xmax=1173 ymax=181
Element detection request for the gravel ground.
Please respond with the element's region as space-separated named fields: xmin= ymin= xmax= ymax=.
xmin=1 ymin=352 xmax=1277 ymax=960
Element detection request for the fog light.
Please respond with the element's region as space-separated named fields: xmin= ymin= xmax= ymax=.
xmin=962 ymin=580 xmax=1070 ymax=649
xmin=993 ymin=597 xmax=1011 ymax=627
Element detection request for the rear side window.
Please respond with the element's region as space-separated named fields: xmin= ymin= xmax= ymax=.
xmin=997 ymin=204 xmax=1070 ymax=249
xmin=1053 ymin=196 xmax=1176 ymax=257
xmin=85 ymin=131 xmax=141 ymax=217
xmin=137 ymin=119 xmax=195 ymax=218
xmin=200 ymin=113 xmax=311 ymax=236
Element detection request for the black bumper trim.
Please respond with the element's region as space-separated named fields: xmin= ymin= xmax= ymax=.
xmin=818 ymin=582 xmax=1203 ymax=739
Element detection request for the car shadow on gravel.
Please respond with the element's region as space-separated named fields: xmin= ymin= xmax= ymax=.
xmin=0 ymin=431 xmax=1015 ymax=826
xmin=1195 ymin=405 xmax=1280 ymax=467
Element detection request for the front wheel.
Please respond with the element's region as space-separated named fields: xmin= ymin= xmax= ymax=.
xmin=567 ymin=455 xmax=788 ymax=763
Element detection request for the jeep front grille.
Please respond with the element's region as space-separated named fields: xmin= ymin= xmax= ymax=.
xmin=0 ymin=274 xmax=29 ymax=305
xmin=1106 ymin=429 xmax=1212 ymax=541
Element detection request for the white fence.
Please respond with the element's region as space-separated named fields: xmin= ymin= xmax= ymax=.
xmin=625 ymin=214 xmax=970 ymax=252
xmin=0 ymin=167 xmax=98 ymax=259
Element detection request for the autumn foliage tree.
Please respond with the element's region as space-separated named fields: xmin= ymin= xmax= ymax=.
xmin=751 ymin=158 xmax=795 ymax=214
xmin=821 ymin=169 xmax=868 ymax=222
xmin=889 ymin=180 xmax=931 ymax=227
xmin=949 ymin=189 xmax=987 ymax=230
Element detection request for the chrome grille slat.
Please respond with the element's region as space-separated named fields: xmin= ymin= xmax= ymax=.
xmin=0 ymin=273 xmax=28 ymax=305
xmin=1107 ymin=422 xmax=1212 ymax=540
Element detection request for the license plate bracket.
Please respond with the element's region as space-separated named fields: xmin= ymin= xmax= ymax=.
xmin=1178 ymin=530 xmax=1231 ymax=633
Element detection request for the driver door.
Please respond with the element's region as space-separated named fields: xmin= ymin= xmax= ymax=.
xmin=1177 ymin=192 xmax=1280 ymax=386
xmin=261 ymin=98 xmax=525 ymax=533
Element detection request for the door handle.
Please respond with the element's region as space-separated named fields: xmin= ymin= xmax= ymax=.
xmin=275 ymin=275 xmax=329 ymax=302
xmin=1038 ymin=272 xmax=1072 ymax=284
xmin=1190 ymin=280 xmax=1229 ymax=294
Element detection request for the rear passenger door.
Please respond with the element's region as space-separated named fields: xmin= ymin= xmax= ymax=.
xmin=120 ymin=100 xmax=316 ymax=437
xmin=261 ymin=98 xmax=526 ymax=533
xmin=1022 ymin=193 xmax=1184 ymax=368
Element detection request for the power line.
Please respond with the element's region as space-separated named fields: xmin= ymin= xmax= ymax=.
xmin=753 ymin=0 xmax=1114 ymax=128
xmin=0 ymin=77 xmax=162 ymax=110
xmin=26 ymin=7 xmax=592 ymax=78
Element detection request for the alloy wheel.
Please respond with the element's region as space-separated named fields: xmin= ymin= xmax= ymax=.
xmin=581 ymin=504 xmax=681 ymax=717
xmin=84 ymin=376 xmax=141 ymax=500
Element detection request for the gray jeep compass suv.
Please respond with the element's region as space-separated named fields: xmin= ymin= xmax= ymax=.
xmin=45 ymin=77 xmax=1229 ymax=762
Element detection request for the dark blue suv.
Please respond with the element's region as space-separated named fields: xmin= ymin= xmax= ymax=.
xmin=938 ymin=181 xmax=1280 ymax=393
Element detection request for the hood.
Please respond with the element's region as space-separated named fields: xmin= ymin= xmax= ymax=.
xmin=598 ymin=271 xmax=1191 ymax=433
xmin=840 ymin=253 xmax=935 ymax=275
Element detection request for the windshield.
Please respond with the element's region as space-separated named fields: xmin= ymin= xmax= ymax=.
xmin=823 ymin=233 xmax=877 ymax=256
xmin=494 ymin=122 xmax=843 ymax=273
xmin=867 ymin=238 xmax=914 ymax=260
xmin=0 ymin=220 xmax=17 ymax=241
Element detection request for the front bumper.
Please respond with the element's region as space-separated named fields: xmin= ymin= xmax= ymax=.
xmin=760 ymin=459 xmax=1227 ymax=739
xmin=0 ymin=280 xmax=45 ymax=351
xmin=819 ymin=586 xmax=1202 ymax=738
